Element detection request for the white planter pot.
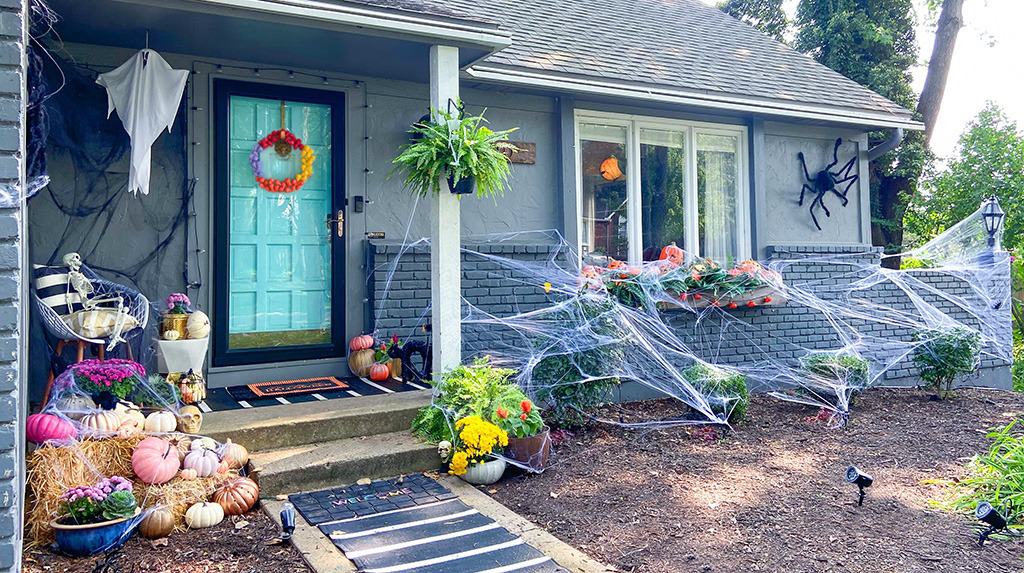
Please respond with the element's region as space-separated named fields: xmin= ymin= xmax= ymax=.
xmin=460 ymin=458 xmax=507 ymax=485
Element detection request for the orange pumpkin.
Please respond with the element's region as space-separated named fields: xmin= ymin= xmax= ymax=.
xmin=368 ymin=362 xmax=390 ymax=382
xmin=600 ymin=156 xmax=623 ymax=181
xmin=659 ymin=242 xmax=685 ymax=265
xmin=349 ymin=334 xmax=375 ymax=352
xmin=213 ymin=477 xmax=260 ymax=516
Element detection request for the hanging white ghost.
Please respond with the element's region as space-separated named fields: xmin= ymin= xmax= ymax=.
xmin=96 ymin=49 xmax=189 ymax=196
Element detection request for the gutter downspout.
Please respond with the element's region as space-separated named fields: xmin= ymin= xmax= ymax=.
xmin=866 ymin=127 xmax=904 ymax=161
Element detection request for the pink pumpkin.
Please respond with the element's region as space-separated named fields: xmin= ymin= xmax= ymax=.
xmin=132 ymin=437 xmax=181 ymax=485
xmin=26 ymin=413 xmax=77 ymax=443
xmin=183 ymin=448 xmax=220 ymax=477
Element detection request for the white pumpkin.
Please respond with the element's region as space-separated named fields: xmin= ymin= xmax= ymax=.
xmin=186 ymin=311 xmax=210 ymax=339
xmin=115 ymin=402 xmax=145 ymax=430
xmin=189 ymin=436 xmax=217 ymax=451
xmin=184 ymin=502 xmax=224 ymax=529
xmin=81 ymin=411 xmax=122 ymax=433
xmin=218 ymin=439 xmax=249 ymax=470
xmin=53 ymin=394 xmax=96 ymax=420
xmin=183 ymin=448 xmax=219 ymax=477
xmin=163 ymin=330 xmax=181 ymax=341
xmin=144 ymin=410 xmax=177 ymax=433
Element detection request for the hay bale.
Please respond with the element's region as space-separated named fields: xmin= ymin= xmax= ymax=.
xmin=24 ymin=435 xmax=239 ymax=547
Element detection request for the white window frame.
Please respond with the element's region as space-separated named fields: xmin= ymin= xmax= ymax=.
xmin=575 ymin=110 xmax=750 ymax=265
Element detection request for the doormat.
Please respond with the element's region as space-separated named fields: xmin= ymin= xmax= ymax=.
xmin=290 ymin=475 xmax=567 ymax=573
xmin=230 ymin=376 xmax=349 ymax=401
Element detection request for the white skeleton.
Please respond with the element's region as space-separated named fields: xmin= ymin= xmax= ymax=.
xmin=62 ymin=252 xmax=131 ymax=350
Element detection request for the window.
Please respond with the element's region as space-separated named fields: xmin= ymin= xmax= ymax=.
xmin=577 ymin=113 xmax=748 ymax=266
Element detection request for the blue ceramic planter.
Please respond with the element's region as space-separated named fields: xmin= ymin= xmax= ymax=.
xmin=50 ymin=510 xmax=140 ymax=556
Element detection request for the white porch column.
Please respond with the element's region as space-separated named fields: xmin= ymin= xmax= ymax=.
xmin=429 ymin=45 xmax=461 ymax=373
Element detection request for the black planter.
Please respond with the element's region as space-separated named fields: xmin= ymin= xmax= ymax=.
xmin=447 ymin=173 xmax=476 ymax=195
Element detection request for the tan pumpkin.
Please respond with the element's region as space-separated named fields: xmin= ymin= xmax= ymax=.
xmin=144 ymin=410 xmax=177 ymax=433
xmin=184 ymin=502 xmax=224 ymax=529
xmin=116 ymin=421 xmax=141 ymax=438
xmin=183 ymin=448 xmax=219 ymax=477
xmin=115 ymin=401 xmax=145 ymax=429
xmin=600 ymin=155 xmax=623 ymax=181
xmin=166 ymin=434 xmax=191 ymax=461
xmin=348 ymin=349 xmax=375 ymax=377
xmin=189 ymin=436 xmax=217 ymax=451
xmin=213 ymin=477 xmax=259 ymax=516
xmin=82 ymin=411 xmax=122 ymax=433
xmin=176 ymin=405 xmax=203 ymax=434
xmin=218 ymin=439 xmax=249 ymax=470
xmin=139 ymin=507 xmax=175 ymax=539
xmin=178 ymin=468 xmax=198 ymax=480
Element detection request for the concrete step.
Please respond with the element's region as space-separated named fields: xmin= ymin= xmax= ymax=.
xmin=201 ymin=390 xmax=432 ymax=452
xmin=252 ymin=431 xmax=441 ymax=496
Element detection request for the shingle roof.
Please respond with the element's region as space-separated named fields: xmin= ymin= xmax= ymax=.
xmin=446 ymin=0 xmax=916 ymax=125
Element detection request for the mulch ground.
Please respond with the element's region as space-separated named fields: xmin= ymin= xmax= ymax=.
xmin=23 ymin=509 xmax=310 ymax=573
xmin=491 ymin=388 xmax=1024 ymax=573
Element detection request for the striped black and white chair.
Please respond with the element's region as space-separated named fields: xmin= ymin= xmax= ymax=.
xmin=33 ymin=260 xmax=150 ymax=404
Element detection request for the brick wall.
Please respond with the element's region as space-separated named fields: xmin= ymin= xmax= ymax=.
xmin=0 ymin=0 xmax=23 ymax=569
xmin=368 ymin=242 xmax=1012 ymax=390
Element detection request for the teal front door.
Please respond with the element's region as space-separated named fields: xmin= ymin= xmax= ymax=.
xmin=213 ymin=81 xmax=345 ymax=366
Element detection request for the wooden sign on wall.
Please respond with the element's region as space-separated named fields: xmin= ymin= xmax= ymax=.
xmin=501 ymin=141 xmax=536 ymax=165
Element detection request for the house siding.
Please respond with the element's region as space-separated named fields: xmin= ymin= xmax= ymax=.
xmin=0 ymin=0 xmax=23 ymax=568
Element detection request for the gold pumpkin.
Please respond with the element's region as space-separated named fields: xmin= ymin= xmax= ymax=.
xmin=348 ymin=349 xmax=375 ymax=377
xmin=213 ymin=477 xmax=260 ymax=516
xmin=600 ymin=155 xmax=623 ymax=181
xmin=139 ymin=507 xmax=175 ymax=539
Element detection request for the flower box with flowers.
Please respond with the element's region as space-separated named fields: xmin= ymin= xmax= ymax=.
xmin=580 ymin=247 xmax=786 ymax=311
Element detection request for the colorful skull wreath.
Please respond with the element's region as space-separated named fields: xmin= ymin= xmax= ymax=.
xmin=249 ymin=129 xmax=316 ymax=193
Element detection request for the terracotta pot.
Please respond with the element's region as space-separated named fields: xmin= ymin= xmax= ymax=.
xmin=460 ymin=458 xmax=506 ymax=485
xmin=507 ymin=427 xmax=552 ymax=471
xmin=389 ymin=358 xmax=402 ymax=380
xmin=162 ymin=313 xmax=189 ymax=340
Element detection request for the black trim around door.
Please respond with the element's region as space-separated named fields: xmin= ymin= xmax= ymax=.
xmin=212 ymin=80 xmax=346 ymax=367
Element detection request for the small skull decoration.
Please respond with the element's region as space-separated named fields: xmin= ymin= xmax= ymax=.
xmin=437 ymin=440 xmax=452 ymax=462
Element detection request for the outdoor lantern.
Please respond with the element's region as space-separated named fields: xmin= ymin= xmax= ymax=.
xmin=976 ymin=501 xmax=1008 ymax=546
xmin=845 ymin=465 xmax=873 ymax=506
xmin=280 ymin=502 xmax=296 ymax=541
xmin=981 ymin=196 xmax=1005 ymax=248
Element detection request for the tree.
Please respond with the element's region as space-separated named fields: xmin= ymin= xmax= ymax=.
xmin=718 ymin=0 xmax=789 ymax=41
xmin=905 ymin=103 xmax=1024 ymax=251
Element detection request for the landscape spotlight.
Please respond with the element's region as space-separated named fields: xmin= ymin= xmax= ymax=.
xmin=845 ymin=465 xmax=873 ymax=506
xmin=280 ymin=502 xmax=296 ymax=541
xmin=976 ymin=501 xmax=1008 ymax=546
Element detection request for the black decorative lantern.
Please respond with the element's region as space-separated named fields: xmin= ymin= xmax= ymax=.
xmin=981 ymin=196 xmax=1005 ymax=248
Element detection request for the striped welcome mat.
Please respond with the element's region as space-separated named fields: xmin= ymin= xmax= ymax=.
xmin=228 ymin=376 xmax=349 ymax=401
xmin=290 ymin=475 xmax=566 ymax=573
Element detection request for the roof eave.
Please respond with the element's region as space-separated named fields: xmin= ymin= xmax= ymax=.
xmin=466 ymin=65 xmax=924 ymax=131
xmin=112 ymin=0 xmax=513 ymax=51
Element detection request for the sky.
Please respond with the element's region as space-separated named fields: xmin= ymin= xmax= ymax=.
xmin=700 ymin=0 xmax=1024 ymax=160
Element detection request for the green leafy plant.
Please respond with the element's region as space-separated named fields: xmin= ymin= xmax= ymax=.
xmin=494 ymin=395 xmax=544 ymax=439
xmin=912 ymin=325 xmax=981 ymax=398
xmin=899 ymin=256 xmax=936 ymax=270
xmin=683 ymin=363 xmax=749 ymax=423
xmin=1013 ymin=334 xmax=1024 ymax=393
xmin=392 ymin=106 xmax=518 ymax=198
xmin=411 ymin=357 xmax=519 ymax=443
xmin=800 ymin=352 xmax=870 ymax=388
xmin=127 ymin=374 xmax=182 ymax=408
xmin=100 ymin=490 xmax=138 ymax=521
xmin=937 ymin=420 xmax=1024 ymax=530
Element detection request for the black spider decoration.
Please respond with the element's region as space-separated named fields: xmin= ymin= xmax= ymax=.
xmin=798 ymin=138 xmax=859 ymax=231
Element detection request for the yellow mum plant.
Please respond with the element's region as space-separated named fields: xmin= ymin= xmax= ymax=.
xmin=447 ymin=415 xmax=508 ymax=476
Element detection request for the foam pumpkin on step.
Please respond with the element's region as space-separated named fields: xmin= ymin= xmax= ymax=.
xmin=183 ymin=448 xmax=220 ymax=478
xmin=213 ymin=477 xmax=259 ymax=515
xmin=26 ymin=413 xmax=77 ymax=443
xmin=218 ymin=439 xmax=249 ymax=470
xmin=348 ymin=349 xmax=375 ymax=378
xmin=185 ymin=502 xmax=224 ymax=529
xmin=132 ymin=437 xmax=181 ymax=485
xmin=368 ymin=362 xmax=390 ymax=382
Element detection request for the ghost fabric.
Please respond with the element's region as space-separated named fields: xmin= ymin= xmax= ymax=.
xmin=96 ymin=49 xmax=188 ymax=195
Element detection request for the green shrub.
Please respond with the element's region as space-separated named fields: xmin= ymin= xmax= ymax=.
xmin=532 ymin=296 xmax=624 ymax=428
xmin=912 ymin=326 xmax=981 ymax=398
xmin=127 ymin=375 xmax=182 ymax=408
xmin=940 ymin=421 xmax=1024 ymax=528
xmin=800 ymin=352 xmax=870 ymax=388
xmin=900 ymin=256 xmax=936 ymax=270
xmin=683 ymin=363 xmax=749 ymax=423
xmin=1013 ymin=334 xmax=1024 ymax=393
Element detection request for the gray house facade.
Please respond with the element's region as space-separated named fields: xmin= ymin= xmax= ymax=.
xmin=0 ymin=0 xmax=1010 ymax=567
